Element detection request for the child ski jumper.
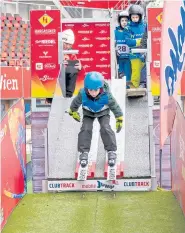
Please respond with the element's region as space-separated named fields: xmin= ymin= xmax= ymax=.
xmin=128 ymin=5 xmax=146 ymax=88
xmin=115 ymin=10 xmax=141 ymax=88
xmin=69 ymin=72 xmax=123 ymax=168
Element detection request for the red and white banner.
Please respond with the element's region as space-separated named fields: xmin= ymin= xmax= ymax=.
xmin=0 ymin=67 xmax=31 ymax=99
xmin=147 ymin=8 xmax=162 ymax=96
xmin=160 ymin=0 xmax=185 ymax=148
xmin=1 ymin=99 xmax=26 ymax=229
xmin=30 ymin=10 xmax=61 ymax=97
xmin=62 ymin=22 xmax=111 ymax=95
xmin=171 ymin=104 xmax=185 ymax=217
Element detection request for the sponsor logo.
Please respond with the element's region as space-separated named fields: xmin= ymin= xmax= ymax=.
xmin=117 ymin=39 xmax=125 ymax=43
xmin=153 ymin=61 xmax=160 ymax=68
xmin=165 ymin=4 xmax=185 ymax=97
xmin=44 ymin=63 xmax=56 ymax=69
xmin=152 ymin=38 xmax=161 ymax=42
xmin=100 ymin=57 xmax=108 ymax=61
xmin=156 ymin=12 xmax=162 ymax=24
xmin=35 ymin=29 xmax=56 ymax=35
xmin=35 ymin=39 xmax=56 ymax=45
xmin=39 ymin=51 xmax=52 ymax=58
xmin=99 ymin=44 xmax=108 ymax=48
xmin=82 ymin=51 xmax=90 ymax=55
xmin=152 ymin=27 xmax=161 ymax=32
xmin=78 ymin=44 xmax=93 ymax=48
xmin=96 ymin=51 xmax=110 ymax=54
xmin=95 ymin=23 xmax=110 ymax=27
xmin=78 ymin=30 xmax=93 ymax=34
xmin=83 ymin=65 xmax=90 ymax=69
xmin=102 ymin=71 xmax=108 ymax=75
xmin=40 ymin=75 xmax=54 ymax=82
xmin=38 ymin=14 xmax=53 ymax=27
xmin=82 ymin=37 xmax=90 ymax=41
xmin=49 ymin=183 xmax=75 ymax=189
xmin=81 ymin=184 xmax=96 ymax=189
xmin=82 ymin=24 xmax=89 ymax=27
xmin=80 ymin=58 xmax=93 ymax=61
xmin=97 ymin=181 xmax=114 ymax=189
xmin=124 ymin=181 xmax=150 ymax=187
xmin=35 ymin=63 xmax=43 ymax=70
xmin=95 ymin=37 xmax=110 ymax=40
xmin=96 ymin=64 xmax=110 ymax=68
xmin=99 ymin=30 xmax=108 ymax=34
xmin=64 ymin=24 xmax=74 ymax=27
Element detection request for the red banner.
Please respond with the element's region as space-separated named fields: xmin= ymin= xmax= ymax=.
xmin=30 ymin=10 xmax=61 ymax=97
xmin=171 ymin=104 xmax=185 ymax=217
xmin=0 ymin=67 xmax=31 ymax=99
xmin=62 ymin=22 xmax=111 ymax=95
xmin=147 ymin=8 xmax=162 ymax=96
xmin=1 ymin=99 xmax=26 ymax=229
xmin=147 ymin=7 xmax=185 ymax=96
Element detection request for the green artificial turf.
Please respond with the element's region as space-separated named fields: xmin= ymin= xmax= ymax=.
xmin=2 ymin=192 xmax=185 ymax=233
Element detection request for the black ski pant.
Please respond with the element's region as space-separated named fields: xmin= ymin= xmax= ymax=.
xmin=65 ymin=72 xmax=78 ymax=97
xmin=78 ymin=114 xmax=117 ymax=153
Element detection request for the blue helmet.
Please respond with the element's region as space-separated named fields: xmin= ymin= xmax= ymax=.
xmin=84 ymin=72 xmax=104 ymax=90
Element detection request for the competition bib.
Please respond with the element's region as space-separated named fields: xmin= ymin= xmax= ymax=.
xmin=116 ymin=44 xmax=130 ymax=55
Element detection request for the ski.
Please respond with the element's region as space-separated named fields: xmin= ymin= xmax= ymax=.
xmin=75 ymin=155 xmax=96 ymax=181
xmin=107 ymin=164 xmax=117 ymax=181
xmin=77 ymin=163 xmax=89 ymax=181
xmin=104 ymin=153 xmax=124 ymax=181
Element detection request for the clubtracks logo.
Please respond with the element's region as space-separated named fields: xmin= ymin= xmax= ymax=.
xmin=38 ymin=14 xmax=53 ymax=27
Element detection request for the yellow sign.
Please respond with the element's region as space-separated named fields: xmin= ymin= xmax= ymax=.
xmin=156 ymin=12 xmax=163 ymax=24
xmin=38 ymin=14 xmax=53 ymax=27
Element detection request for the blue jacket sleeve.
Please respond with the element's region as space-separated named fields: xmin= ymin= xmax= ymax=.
xmin=125 ymin=37 xmax=137 ymax=47
xmin=124 ymin=30 xmax=138 ymax=47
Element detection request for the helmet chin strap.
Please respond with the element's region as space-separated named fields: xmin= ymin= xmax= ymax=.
xmin=119 ymin=24 xmax=124 ymax=29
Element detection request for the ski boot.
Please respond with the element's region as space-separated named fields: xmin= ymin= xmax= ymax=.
xmin=107 ymin=151 xmax=117 ymax=167
xmin=126 ymin=81 xmax=135 ymax=89
xmin=79 ymin=152 xmax=88 ymax=168
xmin=139 ymin=83 xmax=146 ymax=89
xmin=118 ymin=72 xmax=124 ymax=79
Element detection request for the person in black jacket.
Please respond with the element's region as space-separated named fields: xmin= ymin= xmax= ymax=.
xmin=139 ymin=27 xmax=148 ymax=88
xmin=141 ymin=29 xmax=147 ymax=48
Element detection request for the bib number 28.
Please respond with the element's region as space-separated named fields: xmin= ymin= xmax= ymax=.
xmin=117 ymin=44 xmax=129 ymax=54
